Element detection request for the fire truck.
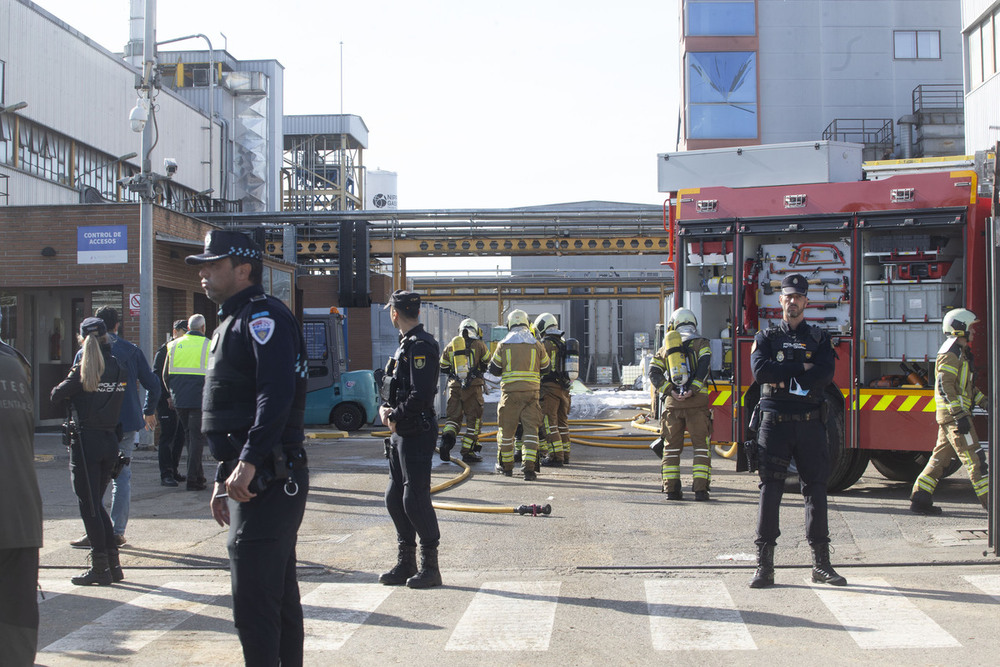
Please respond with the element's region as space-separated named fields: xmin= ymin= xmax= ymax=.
xmin=667 ymin=168 xmax=989 ymax=491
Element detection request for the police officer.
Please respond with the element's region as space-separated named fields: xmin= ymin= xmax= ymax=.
xmin=648 ymin=308 xmax=713 ymax=500
xmin=534 ymin=313 xmax=573 ymax=467
xmin=489 ymin=309 xmax=550 ymax=479
xmin=186 ymin=230 xmax=310 ymax=666
xmin=910 ymin=308 xmax=989 ymax=514
xmin=50 ymin=317 xmax=128 ymax=586
xmin=749 ymin=273 xmax=846 ymax=589
xmin=439 ymin=318 xmax=490 ymax=463
xmin=378 ymin=290 xmax=443 ymax=589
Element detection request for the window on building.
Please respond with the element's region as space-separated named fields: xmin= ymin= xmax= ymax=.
xmin=970 ymin=24 xmax=983 ymax=87
xmin=893 ymin=30 xmax=940 ymax=60
xmin=686 ymin=51 xmax=757 ymax=139
xmin=262 ymin=266 xmax=293 ymax=308
xmin=685 ymin=0 xmax=755 ymax=36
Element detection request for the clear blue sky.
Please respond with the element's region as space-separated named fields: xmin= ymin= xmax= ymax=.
xmin=34 ymin=0 xmax=680 ymax=210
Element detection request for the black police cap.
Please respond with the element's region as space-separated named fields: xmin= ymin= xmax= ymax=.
xmin=780 ymin=273 xmax=809 ymax=296
xmin=384 ymin=290 xmax=421 ymax=317
xmin=185 ymin=230 xmax=262 ymax=264
xmin=80 ymin=316 xmax=107 ymax=337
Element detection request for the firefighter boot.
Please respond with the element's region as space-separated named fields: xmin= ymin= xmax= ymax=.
xmin=108 ymin=548 xmax=125 ymax=583
xmin=910 ymin=490 xmax=943 ymax=515
xmin=406 ymin=546 xmax=442 ymax=589
xmin=379 ymin=544 xmax=418 ymax=586
xmin=811 ymin=543 xmax=847 ymax=586
xmin=71 ymin=550 xmax=113 ymax=586
xmin=523 ymin=460 xmax=537 ymax=481
xmin=439 ymin=431 xmax=457 ymax=462
xmin=749 ymin=544 xmax=775 ymax=589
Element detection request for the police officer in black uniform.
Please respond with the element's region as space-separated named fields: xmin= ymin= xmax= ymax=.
xmin=748 ymin=273 xmax=846 ymax=589
xmin=378 ymin=290 xmax=443 ymax=589
xmin=50 ymin=317 xmax=128 ymax=587
xmin=186 ymin=230 xmax=309 ymax=666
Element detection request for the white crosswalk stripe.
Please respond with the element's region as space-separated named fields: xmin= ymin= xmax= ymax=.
xmin=963 ymin=574 xmax=1000 ymax=601
xmin=445 ymin=581 xmax=561 ymax=651
xmin=39 ymin=580 xmax=231 ymax=655
xmin=645 ymin=579 xmax=756 ymax=651
xmin=809 ymin=576 xmax=960 ymax=649
xmin=37 ymin=578 xmax=79 ymax=603
xmin=36 ymin=573 xmax=997 ymax=658
xmin=302 ymin=583 xmax=393 ymax=651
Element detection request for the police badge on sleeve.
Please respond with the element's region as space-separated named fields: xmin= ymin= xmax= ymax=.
xmin=249 ymin=317 xmax=276 ymax=344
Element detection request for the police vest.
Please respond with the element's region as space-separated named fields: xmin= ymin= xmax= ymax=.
xmin=202 ymin=313 xmax=258 ymax=436
xmin=166 ymin=333 xmax=209 ymax=376
xmin=758 ymin=324 xmax=828 ymax=407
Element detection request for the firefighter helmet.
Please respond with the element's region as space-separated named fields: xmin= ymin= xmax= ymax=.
xmin=459 ymin=318 xmax=481 ymax=339
xmin=667 ymin=308 xmax=698 ymax=331
xmin=533 ymin=312 xmax=559 ymax=337
xmin=507 ymin=309 xmax=530 ymax=329
xmin=942 ymin=308 xmax=978 ymax=337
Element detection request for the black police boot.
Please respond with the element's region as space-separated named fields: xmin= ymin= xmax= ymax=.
xmin=910 ymin=490 xmax=943 ymax=515
xmin=107 ymin=548 xmax=125 ymax=583
xmin=811 ymin=543 xmax=847 ymax=586
xmin=749 ymin=544 xmax=775 ymax=589
xmin=406 ymin=546 xmax=442 ymax=589
xmin=71 ymin=550 xmax=113 ymax=586
xmin=439 ymin=432 xmax=457 ymax=462
xmin=379 ymin=544 xmax=418 ymax=586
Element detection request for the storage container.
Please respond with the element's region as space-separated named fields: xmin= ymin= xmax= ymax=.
xmin=890 ymin=323 xmax=941 ymax=361
xmin=889 ymin=283 xmax=961 ymax=321
xmin=865 ymin=324 xmax=891 ymax=358
xmin=864 ymin=285 xmax=890 ymax=319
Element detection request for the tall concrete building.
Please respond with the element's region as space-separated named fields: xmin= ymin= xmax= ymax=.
xmin=678 ymin=0 xmax=965 ymax=159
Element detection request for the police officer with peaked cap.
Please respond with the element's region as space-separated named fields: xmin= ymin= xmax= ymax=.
xmin=186 ymin=229 xmax=310 ymax=666
xmin=748 ymin=273 xmax=846 ymax=589
xmin=378 ymin=290 xmax=443 ymax=589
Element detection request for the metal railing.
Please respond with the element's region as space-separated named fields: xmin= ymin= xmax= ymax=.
xmin=912 ymin=84 xmax=964 ymax=113
xmin=822 ymin=118 xmax=894 ymax=147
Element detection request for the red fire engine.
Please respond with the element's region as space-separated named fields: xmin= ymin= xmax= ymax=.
xmin=667 ymin=169 xmax=988 ymax=491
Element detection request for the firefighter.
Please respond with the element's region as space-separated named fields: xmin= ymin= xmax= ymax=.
xmin=748 ymin=273 xmax=846 ymax=588
xmin=439 ymin=318 xmax=490 ymax=463
xmin=910 ymin=308 xmax=989 ymax=514
xmin=534 ymin=313 xmax=573 ymax=466
xmin=488 ymin=310 xmax=550 ymax=480
xmin=648 ymin=308 xmax=713 ymax=500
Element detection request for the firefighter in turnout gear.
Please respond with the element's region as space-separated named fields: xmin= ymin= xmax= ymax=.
xmin=489 ymin=310 xmax=550 ymax=480
xmin=534 ymin=313 xmax=573 ymax=466
xmin=439 ymin=319 xmax=490 ymax=463
xmin=648 ymin=308 xmax=713 ymax=500
xmin=748 ymin=274 xmax=846 ymax=589
xmin=910 ymin=308 xmax=989 ymax=515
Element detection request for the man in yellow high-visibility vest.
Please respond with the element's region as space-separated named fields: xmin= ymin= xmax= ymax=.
xmin=164 ymin=314 xmax=210 ymax=491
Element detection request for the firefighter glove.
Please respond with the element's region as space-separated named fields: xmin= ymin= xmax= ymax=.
xmin=956 ymin=415 xmax=972 ymax=435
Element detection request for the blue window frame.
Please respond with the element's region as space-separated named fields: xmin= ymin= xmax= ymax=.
xmin=686 ymin=0 xmax=755 ymax=37
xmin=686 ymin=51 xmax=758 ymax=139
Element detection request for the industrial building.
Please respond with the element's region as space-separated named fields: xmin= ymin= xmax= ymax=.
xmin=678 ymin=0 xmax=965 ymax=160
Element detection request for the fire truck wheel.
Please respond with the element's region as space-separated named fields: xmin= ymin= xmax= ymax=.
xmin=870 ymin=452 xmax=963 ymax=482
xmin=825 ymin=385 xmax=870 ymax=493
xmin=332 ymin=403 xmax=364 ymax=432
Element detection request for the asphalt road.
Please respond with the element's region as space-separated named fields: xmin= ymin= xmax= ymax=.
xmin=31 ymin=408 xmax=999 ymax=666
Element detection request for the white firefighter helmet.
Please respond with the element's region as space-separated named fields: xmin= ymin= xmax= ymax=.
xmin=942 ymin=308 xmax=978 ymax=337
xmin=667 ymin=307 xmax=698 ymax=331
xmin=507 ymin=309 xmax=530 ymax=329
xmin=533 ymin=312 xmax=559 ymax=337
xmin=459 ymin=318 xmax=481 ymax=339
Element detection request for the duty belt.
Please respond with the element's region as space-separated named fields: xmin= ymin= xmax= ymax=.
xmin=767 ymin=409 xmax=821 ymax=423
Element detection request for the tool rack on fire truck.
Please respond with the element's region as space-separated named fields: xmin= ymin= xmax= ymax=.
xmin=668 ymin=170 xmax=988 ymax=492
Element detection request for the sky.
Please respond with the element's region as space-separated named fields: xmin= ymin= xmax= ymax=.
xmin=32 ymin=0 xmax=681 ymax=211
